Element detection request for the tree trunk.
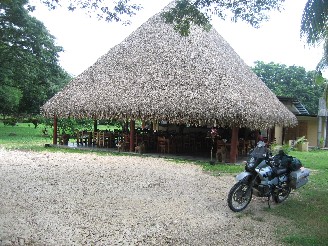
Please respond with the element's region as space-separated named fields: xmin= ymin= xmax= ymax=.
xmin=230 ymin=126 xmax=239 ymax=163
xmin=325 ymin=116 xmax=328 ymax=147
xmin=130 ymin=120 xmax=135 ymax=152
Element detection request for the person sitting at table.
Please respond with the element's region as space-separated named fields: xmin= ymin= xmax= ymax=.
xmin=216 ymin=139 xmax=227 ymax=163
xmin=135 ymin=141 xmax=146 ymax=154
xmin=116 ymin=140 xmax=123 ymax=152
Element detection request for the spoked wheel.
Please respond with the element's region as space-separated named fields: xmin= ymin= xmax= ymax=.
xmin=227 ymin=180 xmax=253 ymax=212
xmin=273 ymin=183 xmax=291 ymax=203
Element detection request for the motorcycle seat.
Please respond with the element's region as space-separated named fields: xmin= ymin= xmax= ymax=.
xmin=274 ymin=168 xmax=288 ymax=176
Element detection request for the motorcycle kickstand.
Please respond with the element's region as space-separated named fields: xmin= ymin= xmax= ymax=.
xmin=267 ymin=195 xmax=271 ymax=209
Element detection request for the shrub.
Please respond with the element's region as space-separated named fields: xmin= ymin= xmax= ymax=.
xmin=3 ymin=118 xmax=17 ymax=126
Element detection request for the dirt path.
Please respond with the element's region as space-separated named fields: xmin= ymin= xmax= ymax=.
xmin=0 ymin=148 xmax=287 ymax=245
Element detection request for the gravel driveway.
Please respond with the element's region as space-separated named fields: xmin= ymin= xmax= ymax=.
xmin=0 ymin=148 xmax=286 ymax=245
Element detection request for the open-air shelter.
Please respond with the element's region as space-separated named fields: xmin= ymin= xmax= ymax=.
xmin=41 ymin=3 xmax=297 ymax=162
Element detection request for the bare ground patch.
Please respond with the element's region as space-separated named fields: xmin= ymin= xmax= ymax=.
xmin=0 ymin=149 xmax=288 ymax=245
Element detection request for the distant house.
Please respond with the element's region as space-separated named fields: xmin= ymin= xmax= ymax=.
xmin=273 ymin=97 xmax=324 ymax=147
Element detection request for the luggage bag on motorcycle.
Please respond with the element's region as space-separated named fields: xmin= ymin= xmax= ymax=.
xmin=289 ymin=168 xmax=310 ymax=189
xmin=288 ymin=157 xmax=302 ymax=171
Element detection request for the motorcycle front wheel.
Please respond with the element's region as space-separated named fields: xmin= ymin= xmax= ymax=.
xmin=227 ymin=180 xmax=253 ymax=212
xmin=273 ymin=183 xmax=291 ymax=203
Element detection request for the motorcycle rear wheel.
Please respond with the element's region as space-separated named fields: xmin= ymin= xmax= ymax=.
xmin=227 ymin=180 xmax=253 ymax=212
xmin=273 ymin=183 xmax=291 ymax=203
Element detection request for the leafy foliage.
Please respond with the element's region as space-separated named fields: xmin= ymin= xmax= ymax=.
xmin=56 ymin=118 xmax=94 ymax=136
xmin=162 ymin=0 xmax=286 ymax=36
xmin=37 ymin=0 xmax=286 ymax=36
xmin=0 ymin=85 xmax=23 ymax=114
xmin=0 ymin=0 xmax=71 ymax=114
xmin=300 ymin=0 xmax=328 ymax=111
xmin=252 ymin=61 xmax=325 ymax=115
xmin=36 ymin=0 xmax=142 ymax=25
xmin=161 ymin=0 xmax=212 ymax=36
xmin=38 ymin=117 xmax=94 ymax=137
xmin=301 ymin=0 xmax=328 ymax=45
xmin=301 ymin=0 xmax=328 ymax=71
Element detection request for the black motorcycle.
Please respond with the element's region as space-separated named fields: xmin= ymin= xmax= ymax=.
xmin=227 ymin=141 xmax=310 ymax=212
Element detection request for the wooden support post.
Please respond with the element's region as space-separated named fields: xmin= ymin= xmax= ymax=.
xmin=93 ymin=119 xmax=98 ymax=132
xmin=152 ymin=120 xmax=159 ymax=131
xmin=142 ymin=120 xmax=145 ymax=129
xmin=318 ymin=116 xmax=322 ymax=147
xmin=124 ymin=120 xmax=129 ymax=133
xmin=230 ymin=126 xmax=239 ymax=163
xmin=255 ymin=131 xmax=260 ymax=142
xmin=53 ymin=115 xmax=58 ymax=145
xmin=130 ymin=120 xmax=135 ymax=152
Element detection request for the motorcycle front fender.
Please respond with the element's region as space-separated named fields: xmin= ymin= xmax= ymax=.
xmin=236 ymin=171 xmax=252 ymax=182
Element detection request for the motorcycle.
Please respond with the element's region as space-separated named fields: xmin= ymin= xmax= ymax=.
xmin=227 ymin=141 xmax=310 ymax=212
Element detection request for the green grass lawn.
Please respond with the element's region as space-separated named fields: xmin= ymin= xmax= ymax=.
xmin=0 ymin=122 xmax=327 ymax=245
xmin=269 ymin=150 xmax=328 ymax=246
xmin=0 ymin=122 xmax=51 ymax=150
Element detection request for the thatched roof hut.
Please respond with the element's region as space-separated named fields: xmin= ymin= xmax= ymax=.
xmin=41 ymin=3 xmax=297 ymax=130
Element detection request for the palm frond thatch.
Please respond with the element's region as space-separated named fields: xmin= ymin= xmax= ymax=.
xmin=41 ymin=3 xmax=297 ymax=130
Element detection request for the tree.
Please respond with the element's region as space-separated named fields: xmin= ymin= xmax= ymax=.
xmin=252 ymin=61 xmax=324 ymax=115
xmin=300 ymin=0 xmax=328 ymax=104
xmin=35 ymin=0 xmax=286 ymax=36
xmin=300 ymin=1 xmax=328 ymax=147
xmin=0 ymin=85 xmax=22 ymax=115
xmin=0 ymin=0 xmax=71 ymax=114
xmin=301 ymin=0 xmax=328 ymax=71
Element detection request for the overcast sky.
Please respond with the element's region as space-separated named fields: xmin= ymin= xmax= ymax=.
xmin=30 ymin=0 xmax=325 ymax=77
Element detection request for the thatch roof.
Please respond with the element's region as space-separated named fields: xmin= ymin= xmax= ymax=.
xmin=41 ymin=3 xmax=297 ymax=130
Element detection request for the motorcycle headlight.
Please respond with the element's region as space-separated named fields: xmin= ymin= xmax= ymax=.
xmin=246 ymin=157 xmax=255 ymax=169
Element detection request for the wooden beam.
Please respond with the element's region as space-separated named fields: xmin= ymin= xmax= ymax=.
xmin=130 ymin=120 xmax=135 ymax=152
xmin=230 ymin=126 xmax=239 ymax=163
xmin=53 ymin=115 xmax=58 ymax=145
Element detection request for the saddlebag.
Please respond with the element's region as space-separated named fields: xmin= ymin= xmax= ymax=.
xmin=289 ymin=168 xmax=310 ymax=189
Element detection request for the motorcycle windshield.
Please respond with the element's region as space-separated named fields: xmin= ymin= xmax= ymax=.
xmin=250 ymin=146 xmax=267 ymax=159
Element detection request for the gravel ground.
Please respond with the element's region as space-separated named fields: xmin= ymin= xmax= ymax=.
xmin=0 ymin=148 xmax=287 ymax=245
